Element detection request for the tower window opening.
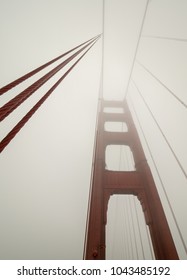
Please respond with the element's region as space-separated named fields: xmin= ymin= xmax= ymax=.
xmin=106 ymin=195 xmax=155 ymax=260
xmin=105 ymin=145 xmax=135 ymax=171
xmin=104 ymin=122 xmax=128 ymax=132
xmin=103 ymin=107 xmax=124 ymax=113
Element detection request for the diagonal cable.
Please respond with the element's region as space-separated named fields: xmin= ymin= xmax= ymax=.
xmin=0 ymin=38 xmax=100 ymax=153
xmin=136 ymin=60 xmax=187 ymax=108
xmin=0 ymin=35 xmax=99 ymax=95
xmin=129 ymin=97 xmax=187 ymax=255
xmin=124 ymin=0 xmax=150 ymax=99
xmin=142 ymin=35 xmax=187 ymax=42
xmin=0 ymin=36 xmax=100 ymax=122
xmin=132 ymin=80 xmax=187 ymax=181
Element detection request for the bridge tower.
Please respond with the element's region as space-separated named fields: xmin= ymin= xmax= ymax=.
xmin=84 ymin=99 xmax=178 ymax=260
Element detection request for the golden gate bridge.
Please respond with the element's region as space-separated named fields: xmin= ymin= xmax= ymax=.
xmin=0 ymin=0 xmax=187 ymax=260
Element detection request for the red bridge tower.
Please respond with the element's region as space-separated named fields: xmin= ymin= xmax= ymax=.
xmin=84 ymin=99 xmax=178 ymax=260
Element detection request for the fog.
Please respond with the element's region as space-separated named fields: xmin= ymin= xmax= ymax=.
xmin=0 ymin=0 xmax=187 ymax=259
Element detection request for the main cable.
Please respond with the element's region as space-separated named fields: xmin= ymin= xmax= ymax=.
xmin=0 ymin=36 xmax=100 ymax=122
xmin=0 ymin=37 xmax=100 ymax=153
xmin=0 ymin=35 xmax=99 ymax=95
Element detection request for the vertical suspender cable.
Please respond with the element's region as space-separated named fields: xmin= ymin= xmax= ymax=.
xmin=129 ymin=196 xmax=139 ymax=259
xmin=123 ymin=201 xmax=131 ymax=259
xmin=118 ymin=125 xmax=130 ymax=258
xmin=110 ymin=197 xmax=118 ymax=258
xmin=125 ymin=197 xmax=134 ymax=259
xmin=100 ymin=0 xmax=105 ymax=98
xmin=121 ymin=202 xmax=129 ymax=259
xmin=121 ymin=141 xmax=139 ymax=259
xmin=145 ymin=224 xmax=155 ymax=259
xmin=133 ymin=196 xmax=145 ymax=259
xmin=129 ymin=97 xmax=187 ymax=255
xmin=121 ymin=200 xmax=127 ymax=259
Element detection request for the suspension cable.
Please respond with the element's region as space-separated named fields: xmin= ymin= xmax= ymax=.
xmin=122 ymin=199 xmax=130 ymax=259
xmin=129 ymin=97 xmax=187 ymax=255
xmin=124 ymin=0 xmax=150 ymax=99
xmin=125 ymin=197 xmax=134 ymax=259
xmin=122 ymin=149 xmax=134 ymax=258
xmin=121 ymin=201 xmax=129 ymax=259
xmin=119 ymin=199 xmax=125 ymax=259
xmin=132 ymin=80 xmax=187 ymax=181
xmin=83 ymin=81 xmax=102 ymax=259
xmin=118 ymin=125 xmax=132 ymax=259
xmin=118 ymin=122 xmax=124 ymax=171
xmin=123 ymin=146 xmax=140 ymax=259
xmin=142 ymin=35 xmax=187 ymax=42
xmin=84 ymin=1 xmax=104 ymax=259
xmin=136 ymin=60 xmax=187 ymax=108
xmin=0 ymin=38 xmax=100 ymax=153
xmin=0 ymin=35 xmax=99 ymax=95
xmin=145 ymin=224 xmax=155 ymax=259
xmin=133 ymin=196 xmax=145 ymax=259
xmin=0 ymin=36 xmax=100 ymax=122
xmin=111 ymin=197 xmax=118 ymax=258
xmin=118 ymin=125 xmax=139 ymax=259
xmin=100 ymin=0 xmax=105 ymax=98
xmin=129 ymin=196 xmax=139 ymax=259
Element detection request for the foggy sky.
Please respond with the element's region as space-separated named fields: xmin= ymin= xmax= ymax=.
xmin=0 ymin=0 xmax=187 ymax=260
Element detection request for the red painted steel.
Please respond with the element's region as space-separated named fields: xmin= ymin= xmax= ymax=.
xmin=0 ymin=36 xmax=100 ymax=122
xmin=0 ymin=35 xmax=100 ymax=95
xmin=0 ymin=37 xmax=101 ymax=153
xmin=84 ymin=99 xmax=179 ymax=260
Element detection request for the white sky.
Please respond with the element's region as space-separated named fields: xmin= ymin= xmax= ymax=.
xmin=0 ymin=0 xmax=187 ymax=260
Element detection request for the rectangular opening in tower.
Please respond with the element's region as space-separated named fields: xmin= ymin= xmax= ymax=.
xmin=106 ymin=195 xmax=155 ymax=260
xmin=103 ymin=107 xmax=124 ymax=113
xmin=105 ymin=145 xmax=135 ymax=171
xmin=104 ymin=122 xmax=128 ymax=132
